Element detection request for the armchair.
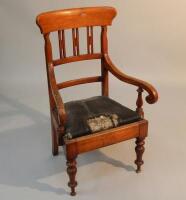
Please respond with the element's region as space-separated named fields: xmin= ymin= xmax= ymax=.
xmin=36 ymin=6 xmax=158 ymax=196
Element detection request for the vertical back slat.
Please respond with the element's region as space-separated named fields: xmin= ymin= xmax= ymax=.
xmin=87 ymin=26 xmax=94 ymax=54
xmin=87 ymin=27 xmax=90 ymax=54
xmin=58 ymin=30 xmax=63 ymax=58
xmin=58 ymin=30 xmax=66 ymax=58
xmin=62 ymin=30 xmax=66 ymax=58
xmin=72 ymin=28 xmax=76 ymax=56
xmin=90 ymin=26 xmax=94 ymax=53
xmin=72 ymin=28 xmax=80 ymax=56
xmin=76 ymin=28 xmax=80 ymax=56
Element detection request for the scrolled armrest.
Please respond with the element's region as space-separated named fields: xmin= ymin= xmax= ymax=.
xmin=48 ymin=63 xmax=67 ymax=124
xmin=104 ymin=54 xmax=158 ymax=104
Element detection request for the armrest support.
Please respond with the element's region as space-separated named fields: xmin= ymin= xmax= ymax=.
xmin=104 ymin=54 xmax=158 ymax=104
xmin=48 ymin=63 xmax=67 ymax=124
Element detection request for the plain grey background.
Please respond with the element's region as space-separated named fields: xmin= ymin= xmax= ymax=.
xmin=0 ymin=1 xmax=186 ymax=199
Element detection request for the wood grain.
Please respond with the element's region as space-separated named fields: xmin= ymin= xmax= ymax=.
xmin=103 ymin=54 xmax=158 ymax=104
xmin=53 ymin=53 xmax=102 ymax=66
xmin=58 ymin=30 xmax=66 ymax=58
xmin=57 ymin=76 xmax=102 ymax=90
xmin=36 ymin=7 xmax=117 ymax=33
xmin=65 ymin=120 xmax=148 ymax=155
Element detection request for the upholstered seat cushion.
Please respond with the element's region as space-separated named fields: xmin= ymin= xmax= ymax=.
xmin=64 ymin=96 xmax=141 ymax=139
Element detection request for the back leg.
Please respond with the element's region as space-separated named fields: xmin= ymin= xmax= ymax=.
xmin=51 ymin=119 xmax=59 ymax=156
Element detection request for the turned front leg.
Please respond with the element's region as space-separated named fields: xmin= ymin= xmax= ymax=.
xmin=66 ymin=157 xmax=78 ymax=196
xmin=135 ymin=137 xmax=145 ymax=173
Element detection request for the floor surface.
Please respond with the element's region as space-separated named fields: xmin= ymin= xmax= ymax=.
xmin=0 ymin=82 xmax=186 ymax=200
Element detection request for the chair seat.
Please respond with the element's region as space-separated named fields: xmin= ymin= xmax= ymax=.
xmin=64 ymin=96 xmax=141 ymax=139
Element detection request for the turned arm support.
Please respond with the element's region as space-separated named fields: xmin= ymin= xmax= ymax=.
xmin=103 ymin=54 xmax=158 ymax=104
xmin=48 ymin=63 xmax=67 ymax=125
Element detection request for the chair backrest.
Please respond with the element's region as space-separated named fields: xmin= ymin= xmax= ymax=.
xmin=36 ymin=6 xmax=117 ymax=96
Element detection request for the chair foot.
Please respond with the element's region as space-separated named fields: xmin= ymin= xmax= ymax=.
xmin=52 ymin=147 xmax=58 ymax=156
xmin=135 ymin=137 xmax=145 ymax=173
xmin=67 ymin=157 xmax=78 ymax=196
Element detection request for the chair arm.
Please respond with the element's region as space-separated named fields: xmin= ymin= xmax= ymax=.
xmin=104 ymin=54 xmax=158 ymax=104
xmin=48 ymin=63 xmax=67 ymax=124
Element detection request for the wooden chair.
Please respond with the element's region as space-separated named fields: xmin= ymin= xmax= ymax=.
xmin=36 ymin=6 xmax=158 ymax=196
